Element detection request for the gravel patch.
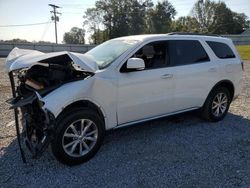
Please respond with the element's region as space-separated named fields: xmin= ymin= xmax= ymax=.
xmin=0 ymin=58 xmax=250 ymax=187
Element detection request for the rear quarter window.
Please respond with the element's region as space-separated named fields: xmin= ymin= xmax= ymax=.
xmin=206 ymin=41 xmax=236 ymax=59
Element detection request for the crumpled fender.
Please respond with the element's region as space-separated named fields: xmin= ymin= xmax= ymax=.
xmin=40 ymin=77 xmax=114 ymax=129
xmin=41 ymin=78 xmax=104 ymax=116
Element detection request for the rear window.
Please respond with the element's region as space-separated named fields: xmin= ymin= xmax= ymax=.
xmin=206 ymin=41 xmax=235 ymax=59
xmin=168 ymin=40 xmax=210 ymax=66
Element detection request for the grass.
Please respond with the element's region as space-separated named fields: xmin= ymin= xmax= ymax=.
xmin=236 ymin=45 xmax=250 ymax=60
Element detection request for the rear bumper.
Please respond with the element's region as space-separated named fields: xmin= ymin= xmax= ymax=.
xmin=233 ymin=77 xmax=243 ymax=101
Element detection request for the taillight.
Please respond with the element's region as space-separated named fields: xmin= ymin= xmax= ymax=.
xmin=241 ymin=61 xmax=244 ymax=71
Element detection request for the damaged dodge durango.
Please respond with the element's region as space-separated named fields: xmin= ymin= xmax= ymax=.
xmin=6 ymin=33 xmax=243 ymax=165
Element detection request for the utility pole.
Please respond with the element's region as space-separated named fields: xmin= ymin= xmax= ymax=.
xmin=49 ymin=4 xmax=61 ymax=44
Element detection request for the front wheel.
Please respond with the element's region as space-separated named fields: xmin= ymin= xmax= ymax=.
xmin=51 ymin=108 xmax=105 ymax=165
xmin=201 ymin=87 xmax=231 ymax=122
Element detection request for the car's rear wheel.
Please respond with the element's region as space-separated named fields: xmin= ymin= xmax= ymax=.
xmin=51 ymin=108 xmax=104 ymax=165
xmin=201 ymin=87 xmax=231 ymax=122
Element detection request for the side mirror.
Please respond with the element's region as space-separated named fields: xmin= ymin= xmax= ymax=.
xmin=126 ymin=58 xmax=145 ymax=70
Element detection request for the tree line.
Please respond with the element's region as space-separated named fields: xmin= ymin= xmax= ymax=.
xmin=64 ymin=0 xmax=250 ymax=44
xmin=0 ymin=39 xmax=53 ymax=44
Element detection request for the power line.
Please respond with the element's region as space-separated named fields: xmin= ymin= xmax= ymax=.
xmin=40 ymin=21 xmax=52 ymax=41
xmin=60 ymin=3 xmax=94 ymax=7
xmin=62 ymin=12 xmax=84 ymax=14
xmin=0 ymin=21 xmax=52 ymax=27
xmin=62 ymin=6 xmax=93 ymax=9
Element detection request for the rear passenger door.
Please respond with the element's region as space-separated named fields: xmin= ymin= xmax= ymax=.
xmin=168 ymin=39 xmax=219 ymax=111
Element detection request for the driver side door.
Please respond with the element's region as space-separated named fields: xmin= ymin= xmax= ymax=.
xmin=117 ymin=41 xmax=176 ymax=125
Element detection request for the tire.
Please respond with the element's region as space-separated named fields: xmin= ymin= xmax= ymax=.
xmin=201 ymin=87 xmax=231 ymax=122
xmin=51 ymin=108 xmax=105 ymax=166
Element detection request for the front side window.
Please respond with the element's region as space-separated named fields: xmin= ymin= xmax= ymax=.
xmin=86 ymin=39 xmax=139 ymax=69
xmin=120 ymin=41 xmax=168 ymax=72
xmin=168 ymin=40 xmax=210 ymax=66
xmin=206 ymin=41 xmax=236 ymax=59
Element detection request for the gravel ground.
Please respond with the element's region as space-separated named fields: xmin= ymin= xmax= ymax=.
xmin=0 ymin=58 xmax=250 ymax=188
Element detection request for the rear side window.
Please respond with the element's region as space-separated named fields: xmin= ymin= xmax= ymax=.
xmin=206 ymin=41 xmax=235 ymax=59
xmin=168 ymin=40 xmax=210 ymax=66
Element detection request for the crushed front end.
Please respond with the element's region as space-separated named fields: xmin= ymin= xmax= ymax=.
xmin=5 ymin=48 xmax=96 ymax=162
xmin=7 ymin=74 xmax=56 ymax=159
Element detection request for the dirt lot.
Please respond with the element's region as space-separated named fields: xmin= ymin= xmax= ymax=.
xmin=0 ymin=58 xmax=250 ymax=187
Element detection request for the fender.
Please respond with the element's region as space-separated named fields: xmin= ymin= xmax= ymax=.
xmin=203 ymin=79 xmax=235 ymax=106
xmin=53 ymin=98 xmax=108 ymax=128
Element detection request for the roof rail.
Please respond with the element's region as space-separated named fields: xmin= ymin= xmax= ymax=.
xmin=168 ymin=32 xmax=221 ymax=37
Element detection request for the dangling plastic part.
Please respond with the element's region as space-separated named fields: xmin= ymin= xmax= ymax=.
xmin=9 ymin=72 xmax=26 ymax=163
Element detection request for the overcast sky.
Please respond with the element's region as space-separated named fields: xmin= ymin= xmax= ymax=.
xmin=0 ymin=0 xmax=249 ymax=43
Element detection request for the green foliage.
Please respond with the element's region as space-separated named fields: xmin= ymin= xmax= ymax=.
xmin=94 ymin=0 xmax=148 ymax=38
xmin=231 ymin=13 xmax=250 ymax=34
xmin=191 ymin=0 xmax=250 ymax=34
xmin=80 ymin=0 xmax=250 ymax=43
xmin=209 ymin=2 xmax=234 ymax=34
xmin=148 ymin=0 xmax=176 ymax=33
xmin=1 ymin=38 xmax=30 ymax=43
xmin=0 ymin=39 xmax=53 ymax=44
xmin=83 ymin=0 xmax=176 ymax=43
xmin=63 ymin=27 xmax=85 ymax=44
xmin=172 ymin=16 xmax=200 ymax=33
xmin=90 ymin=29 xmax=109 ymax=44
xmin=191 ymin=0 xmax=216 ymax=33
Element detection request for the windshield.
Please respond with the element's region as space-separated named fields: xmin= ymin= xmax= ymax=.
xmin=85 ymin=39 xmax=139 ymax=69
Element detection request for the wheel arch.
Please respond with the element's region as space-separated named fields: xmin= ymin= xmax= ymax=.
xmin=205 ymin=80 xmax=235 ymax=104
xmin=56 ymin=100 xmax=106 ymax=128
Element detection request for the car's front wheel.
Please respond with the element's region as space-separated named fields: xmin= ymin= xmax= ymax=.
xmin=51 ymin=108 xmax=105 ymax=165
xmin=201 ymin=87 xmax=231 ymax=122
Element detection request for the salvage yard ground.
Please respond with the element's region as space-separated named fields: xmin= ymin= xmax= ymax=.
xmin=0 ymin=58 xmax=250 ymax=187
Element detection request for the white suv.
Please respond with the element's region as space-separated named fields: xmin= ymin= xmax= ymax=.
xmin=6 ymin=33 xmax=243 ymax=165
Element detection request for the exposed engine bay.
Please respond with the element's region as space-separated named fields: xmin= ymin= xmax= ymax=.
xmin=7 ymin=53 xmax=95 ymax=160
xmin=17 ymin=55 xmax=93 ymax=97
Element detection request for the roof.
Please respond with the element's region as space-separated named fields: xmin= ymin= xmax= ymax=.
xmin=112 ymin=33 xmax=230 ymax=43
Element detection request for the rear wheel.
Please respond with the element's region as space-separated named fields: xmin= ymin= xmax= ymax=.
xmin=201 ymin=87 xmax=231 ymax=122
xmin=51 ymin=108 xmax=105 ymax=165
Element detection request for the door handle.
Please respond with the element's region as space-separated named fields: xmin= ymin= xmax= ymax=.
xmin=208 ymin=68 xmax=217 ymax=72
xmin=161 ymin=74 xmax=173 ymax=79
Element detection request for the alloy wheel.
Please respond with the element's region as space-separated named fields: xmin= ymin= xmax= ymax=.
xmin=62 ymin=119 xmax=98 ymax=157
xmin=211 ymin=92 xmax=228 ymax=117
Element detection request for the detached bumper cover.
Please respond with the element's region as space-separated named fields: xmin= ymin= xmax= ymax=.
xmin=7 ymin=72 xmax=56 ymax=162
xmin=23 ymin=109 xmax=55 ymax=159
xmin=7 ymin=93 xmax=37 ymax=109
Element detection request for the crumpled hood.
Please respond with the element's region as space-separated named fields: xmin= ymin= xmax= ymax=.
xmin=5 ymin=47 xmax=98 ymax=72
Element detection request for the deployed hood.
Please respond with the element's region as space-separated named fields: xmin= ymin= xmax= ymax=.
xmin=5 ymin=47 xmax=98 ymax=72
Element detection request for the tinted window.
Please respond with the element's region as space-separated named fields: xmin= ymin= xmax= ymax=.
xmin=206 ymin=41 xmax=235 ymax=59
xmin=168 ymin=40 xmax=210 ymax=66
xmin=120 ymin=41 xmax=168 ymax=72
xmin=134 ymin=41 xmax=168 ymax=69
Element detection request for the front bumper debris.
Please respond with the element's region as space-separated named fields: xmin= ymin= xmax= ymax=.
xmin=7 ymin=72 xmax=55 ymax=162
